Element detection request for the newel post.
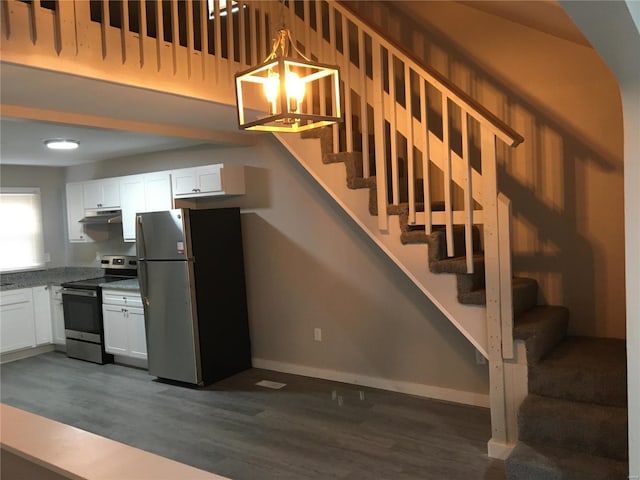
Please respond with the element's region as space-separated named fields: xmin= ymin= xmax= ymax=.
xmin=480 ymin=126 xmax=511 ymax=457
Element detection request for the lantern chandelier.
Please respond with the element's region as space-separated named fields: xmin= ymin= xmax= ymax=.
xmin=235 ymin=6 xmax=342 ymax=132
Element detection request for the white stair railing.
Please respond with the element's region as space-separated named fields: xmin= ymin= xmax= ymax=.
xmin=1 ymin=0 xmax=523 ymax=453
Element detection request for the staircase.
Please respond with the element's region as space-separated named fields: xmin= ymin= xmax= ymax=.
xmin=0 ymin=0 xmax=629 ymax=473
xmin=296 ymin=126 xmax=628 ymax=479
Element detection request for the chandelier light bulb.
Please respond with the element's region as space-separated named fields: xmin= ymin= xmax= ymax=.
xmin=264 ymin=72 xmax=280 ymax=114
xmin=285 ymin=72 xmax=305 ymax=113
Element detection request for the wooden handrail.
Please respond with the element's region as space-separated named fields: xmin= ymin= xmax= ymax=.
xmin=338 ymin=1 xmax=524 ymax=148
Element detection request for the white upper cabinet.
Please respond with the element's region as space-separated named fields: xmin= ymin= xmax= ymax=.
xmin=66 ymin=182 xmax=89 ymax=243
xmin=66 ymin=164 xmax=243 ymax=243
xmin=83 ymin=178 xmax=120 ymax=209
xmin=172 ymin=164 xmax=245 ymax=198
xmin=120 ymin=172 xmax=173 ymax=243
xmin=144 ymin=173 xmax=173 ymax=212
xmin=120 ymin=175 xmax=146 ymax=243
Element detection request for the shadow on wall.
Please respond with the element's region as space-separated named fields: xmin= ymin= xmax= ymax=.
xmin=345 ymin=1 xmax=625 ymax=338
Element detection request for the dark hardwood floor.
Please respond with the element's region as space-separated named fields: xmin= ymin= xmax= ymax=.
xmin=1 ymin=352 xmax=505 ymax=479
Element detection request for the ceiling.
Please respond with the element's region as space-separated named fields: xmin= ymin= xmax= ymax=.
xmin=0 ymin=64 xmax=259 ymax=167
xmin=0 ymin=117 xmax=212 ymax=167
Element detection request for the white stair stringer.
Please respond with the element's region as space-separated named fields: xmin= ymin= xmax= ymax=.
xmin=275 ymin=132 xmax=488 ymax=357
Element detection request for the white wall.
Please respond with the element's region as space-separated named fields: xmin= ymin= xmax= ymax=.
xmin=558 ymin=1 xmax=639 ymax=475
xmin=62 ymin=137 xmax=490 ymax=402
xmin=0 ymin=165 xmax=67 ymax=268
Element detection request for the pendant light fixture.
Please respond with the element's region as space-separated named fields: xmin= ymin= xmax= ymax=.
xmin=235 ymin=3 xmax=342 ymax=132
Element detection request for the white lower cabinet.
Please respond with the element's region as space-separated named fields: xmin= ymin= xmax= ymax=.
xmin=0 ymin=288 xmax=36 ymax=353
xmin=50 ymin=286 xmax=66 ymax=346
xmin=103 ymin=304 xmax=129 ymax=355
xmin=32 ymin=286 xmax=53 ymax=345
xmin=102 ymin=289 xmax=147 ymax=362
xmin=126 ymin=307 xmax=147 ymax=359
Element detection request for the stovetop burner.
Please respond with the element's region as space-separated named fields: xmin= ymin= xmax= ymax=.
xmin=61 ymin=275 xmax=134 ymax=290
xmin=61 ymin=255 xmax=138 ymax=290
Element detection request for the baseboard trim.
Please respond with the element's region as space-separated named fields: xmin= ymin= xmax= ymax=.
xmin=1 ymin=345 xmax=55 ymax=364
xmin=487 ymin=438 xmax=515 ymax=459
xmin=252 ymin=358 xmax=490 ymax=408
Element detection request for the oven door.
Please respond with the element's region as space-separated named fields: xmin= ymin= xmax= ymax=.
xmin=62 ymin=288 xmax=101 ymax=343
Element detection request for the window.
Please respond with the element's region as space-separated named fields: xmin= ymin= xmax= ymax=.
xmin=0 ymin=188 xmax=45 ymax=272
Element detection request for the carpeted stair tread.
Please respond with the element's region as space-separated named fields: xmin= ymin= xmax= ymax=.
xmin=458 ymin=277 xmax=538 ymax=316
xmin=513 ymin=305 xmax=569 ymax=364
xmin=529 ymin=336 xmax=627 ymax=407
xmin=518 ymin=394 xmax=628 ymax=461
xmin=506 ymin=442 xmax=629 ymax=480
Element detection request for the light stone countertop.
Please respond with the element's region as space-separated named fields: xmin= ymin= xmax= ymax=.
xmin=0 ymin=267 xmax=103 ymax=292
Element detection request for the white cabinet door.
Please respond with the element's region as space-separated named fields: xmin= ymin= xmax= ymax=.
xmin=0 ymin=289 xmax=35 ymax=353
xmin=172 ymin=164 xmax=243 ymax=199
xmin=101 ymin=179 xmax=121 ymax=208
xmin=82 ymin=180 xmax=101 ymax=210
xmin=121 ymin=174 xmax=172 ymax=243
xmin=102 ymin=304 xmax=128 ymax=355
xmin=172 ymin=168 xmax=199 ymax=196
xmin=144 ymin=173 xmax=173 ymax=212
xmin=66 ymin=182 xmax=90 ymax=243
xmin=197 ymin=165 xmax=222 ymax=193
xmin=50 ymin=286 xmax=65 ymax=346
xmin=102 ymin=289 xmax=146 ymax=361
xmin=83 ymin=179 xmax=121 ymax=209
xmin=127 ymin=307 xmax=147 ymax=360
xmin=172 ymin=165 xmax=222 ymax=197
xmin=120 ymin=175 xmax=145 ymax=243
xmin=32 ymin=286 xmax=52 ymax=345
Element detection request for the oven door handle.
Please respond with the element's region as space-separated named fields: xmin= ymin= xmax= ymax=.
xmin=62 ymin=288 xmax=97 ymax=298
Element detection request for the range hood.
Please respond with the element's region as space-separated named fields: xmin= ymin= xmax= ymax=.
xmin=78 ymin=209 xmax=122 ymax=224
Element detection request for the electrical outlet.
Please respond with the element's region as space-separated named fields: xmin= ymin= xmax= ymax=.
xmin=475 ymin=349 xmax=487 ymax=365
xmin=313 ymin=328 xmax=322 ymax=342
xmin=44 ymin=252 xmax=51 ymax=263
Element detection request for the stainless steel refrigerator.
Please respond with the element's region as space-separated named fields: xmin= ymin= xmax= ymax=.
xmin=136 ymin=208 xmax=251 ymax=386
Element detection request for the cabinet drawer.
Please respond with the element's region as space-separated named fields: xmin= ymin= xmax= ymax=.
xmin=102 ymin=290 xmax=143 ymax=308
xmin=0 ymin=289 xmax=33 ymax=306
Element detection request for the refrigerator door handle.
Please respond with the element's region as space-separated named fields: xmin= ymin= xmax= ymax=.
xmin=138 ymin=261 xmax=150 ymax=305
xmin=136 ymin=215 xmax=146 ymax=259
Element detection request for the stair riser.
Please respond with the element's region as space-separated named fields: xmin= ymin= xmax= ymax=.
xmin=513 ymin=306 xmax=569 ymax=365
xmin=529 ymin=367 xmax=627 ymax=408
xmin=506 ymin=443 xmax=629 ymax=480
xmin=458 ymin=277 xmax=538 ymax=316
xmin=456 ymin=269 xmax=485 ymax=294
xmin=427 ymin=228 xmax=481 ymax=264
xmin=519 ymin=404 xmax=628 ymax=461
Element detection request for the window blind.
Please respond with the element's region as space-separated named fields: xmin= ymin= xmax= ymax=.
xmin=0 ymin=188 xmax=45 ymax=272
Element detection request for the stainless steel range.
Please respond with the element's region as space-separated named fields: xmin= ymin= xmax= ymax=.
xmin=61 ymin=255 xmax=137 ymax=364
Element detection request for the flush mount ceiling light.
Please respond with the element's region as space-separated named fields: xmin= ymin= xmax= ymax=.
xmin=235 ymin=15 xmax=342 ymax=133
xmin=44 ymin=139 xmax=79 ymax=150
